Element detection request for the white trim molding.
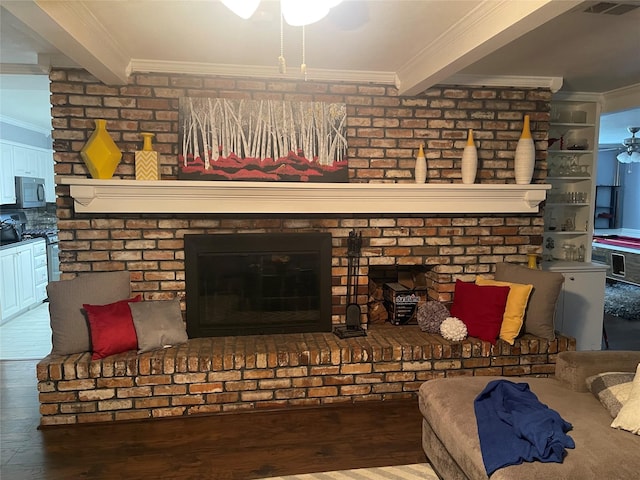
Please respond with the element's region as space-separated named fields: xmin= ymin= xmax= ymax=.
xmin=57 ymin=177 xmax=551 ymax=215
xmin=601 ymin=83 xmax=640 ymax=113
xmin=445 ymin=74 xmax=563 ymax=93
xmin=129 ymin=59 xmax=400 ymax=87
xmin=0 ymin=115 xmax=51 ymax=136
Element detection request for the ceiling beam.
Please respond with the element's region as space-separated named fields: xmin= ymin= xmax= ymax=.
xmin=3 ymin=0 xmax=130 ymax=85
xmin=396 ymin=0 xmax=582 ymax=95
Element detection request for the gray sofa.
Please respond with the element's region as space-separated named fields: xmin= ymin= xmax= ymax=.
xmin=418 ymin=350 xmax=640 ymax=480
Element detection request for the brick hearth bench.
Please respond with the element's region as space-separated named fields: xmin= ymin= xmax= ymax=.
xmin=36 ymin=326 xmax=576 ymax=426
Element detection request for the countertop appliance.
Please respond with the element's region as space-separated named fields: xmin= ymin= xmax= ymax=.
xmin=15 ymin=176 xmax=46 ymax=208
xmin=0 ymin=212 xmax=26 ymax=246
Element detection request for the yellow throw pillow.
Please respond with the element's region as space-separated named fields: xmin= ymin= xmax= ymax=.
xmin=475 ymin=276 xmax=534 ymax=345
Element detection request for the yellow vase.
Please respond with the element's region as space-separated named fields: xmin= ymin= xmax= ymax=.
xmin=80 ymin=119 xmax=122 ymax=179
xmin=141 ymin=132 xmax=154 ymax=151
xmin=135 ymin=132 xmax=160 ymax=180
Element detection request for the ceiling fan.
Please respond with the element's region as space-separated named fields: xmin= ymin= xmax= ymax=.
xmin=600 ymin=127 xmax=640 ymax=164
xmin=616 ymin=127 xmax=640 ymax=163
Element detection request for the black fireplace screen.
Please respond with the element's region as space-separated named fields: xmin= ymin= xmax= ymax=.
xmin=184 ymin=233 xmax=332 ymax=337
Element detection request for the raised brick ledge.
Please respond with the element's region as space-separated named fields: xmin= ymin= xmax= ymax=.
xmin=36 ymin=327 xmax=576 ymax=426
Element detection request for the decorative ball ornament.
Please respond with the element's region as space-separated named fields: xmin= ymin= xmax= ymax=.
xmin=440 ymin=316 xmax=468 ymax=341
xmin=461 ymin=129 xmax=478 ymax=184
xmin=417 ymin=301 xmax=450 ymax=333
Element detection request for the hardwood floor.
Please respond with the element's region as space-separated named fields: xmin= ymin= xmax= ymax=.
xmin=0 ymin=359 xmax=427 ymax=480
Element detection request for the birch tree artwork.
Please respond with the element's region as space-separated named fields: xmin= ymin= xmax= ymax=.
xmin=178 ymin=97 xmax=348 ymax=182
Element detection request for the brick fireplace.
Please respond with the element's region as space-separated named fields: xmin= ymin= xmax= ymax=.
xmin=35 ymin=70 xmax=568 ymax=425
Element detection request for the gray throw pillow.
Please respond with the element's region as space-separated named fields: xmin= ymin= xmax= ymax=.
xmin=494 ymin=263 xmax=564 ymax=341
xmin=129 ymin=299 xmax=188 ymax=353
xmin=47 ymin=271 xmax=131 ymax=355
xmin=586 ymin=371 xmax=635 ymax=418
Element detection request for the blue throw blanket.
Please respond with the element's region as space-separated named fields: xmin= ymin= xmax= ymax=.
xmin=474 ymin=380 xmax=575 ymax=476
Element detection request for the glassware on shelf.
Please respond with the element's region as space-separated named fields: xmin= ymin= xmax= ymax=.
xmin=544 ymin=237 xmax=555 ymax=262
xmin=569 ymin=155 xmax=580 ymax=175
xmin=577 ymin=244 xmax=585 ymax=262
xmin=562 ymin=216 xmax=574 ymax=231
xmin=563 ymin=243 xmax=576 ymax=261
xmin=558 ymin=155 xmax=569 ymax=176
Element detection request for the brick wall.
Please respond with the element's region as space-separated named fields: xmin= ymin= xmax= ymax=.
xmin=50 ymin=69 xmax=551 ymax=322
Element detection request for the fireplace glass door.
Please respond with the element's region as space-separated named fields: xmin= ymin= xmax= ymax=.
xmin=185 ymin=233 xmax=332 ymax=337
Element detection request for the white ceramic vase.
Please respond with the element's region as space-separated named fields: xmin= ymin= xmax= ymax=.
xmin=415 ymin=144 xmax=427 ymax=183
xmin=461 ymin=129 xmax=477 ymax=184
xmin=514 ymin=115 xmax=535 ymax=185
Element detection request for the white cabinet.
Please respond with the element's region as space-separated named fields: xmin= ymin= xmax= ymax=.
xmin=0 ymin=239 xmax=46 ymax=322
xmin=0 ymin=140 xmax=55 ymax=204
xmin=544 ymin=261 xmax=607 ymax=351
xmin=43 ymin=150 xmax=56 ymax=202
xmin=0 ymin=247 xmax=21 ymax=318
xmin=32 ymin=240 xmax=48 ymax=302
xmin=1 ymin=142 xmax=16 ymax=204
xmin=544 ymin=95 xmax=601 ymax=264
xmin=13 ymin=144 xmax=40 ymax=177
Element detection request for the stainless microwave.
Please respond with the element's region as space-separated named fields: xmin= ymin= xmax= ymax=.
xmin=15 ymin=176 xmax=46 ymax=208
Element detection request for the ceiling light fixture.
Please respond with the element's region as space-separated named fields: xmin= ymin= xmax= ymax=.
xmin=616 ymin=127 xmax=640 ymax=164
xmin=222 ymin=0 xmax=342 ymax=79
xmin=222 ymin=0 xmax=343 ymax=26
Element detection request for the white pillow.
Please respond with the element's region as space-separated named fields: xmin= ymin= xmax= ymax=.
xmin=611 ymin=363 xmax=640 ymax=435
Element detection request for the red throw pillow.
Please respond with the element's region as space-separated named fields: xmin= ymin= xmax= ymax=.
xmin=449 ymin=280 xmax=510 ymax=344
xmin=83 ymin=295 xmax=142 ymax=360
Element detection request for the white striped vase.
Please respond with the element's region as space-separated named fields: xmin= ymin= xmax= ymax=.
xmin=514 ymin=115 xmax=535 ymax=185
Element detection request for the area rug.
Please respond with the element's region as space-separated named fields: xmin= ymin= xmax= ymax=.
xmin=605 ymin=281 xmax=640 ymax=321
xmin=257 ymin=464 xmax=438 ymax=480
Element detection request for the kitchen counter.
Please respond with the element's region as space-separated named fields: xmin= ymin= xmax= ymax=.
xmin=0 ymin=237 xmax=45 ymax=251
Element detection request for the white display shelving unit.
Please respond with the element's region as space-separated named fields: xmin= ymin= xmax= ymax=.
xmin=544 ymin=93 xmax=601 ymax=264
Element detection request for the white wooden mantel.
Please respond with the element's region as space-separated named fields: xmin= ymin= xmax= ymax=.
xmin=57 ymin=177 xmax=551 ymax=214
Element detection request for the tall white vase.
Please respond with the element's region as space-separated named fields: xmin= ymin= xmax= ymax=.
xmin=415 ymin=144 xmax=427 ymax=183
xmin=461 ymin=129 xmax=477 ymax=184
xmin=514 ymin=115 xmax=535 ymax=185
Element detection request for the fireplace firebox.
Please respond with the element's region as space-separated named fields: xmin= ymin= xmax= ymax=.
xmin=184 ymin=233 xmax=332 ymax=337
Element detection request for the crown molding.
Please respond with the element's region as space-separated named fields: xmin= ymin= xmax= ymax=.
xmin=0 ymin=63 xmax=49 ymax=75
xmin=444 ymin=74 xmax=563 ymax=92
xmin=552 ymin=91 xmax=604 ymax=104
xmin=128 ymin=59 xmax=399 ymax=87
xmin=601 ymin=83 xmax=640 ymax=113
xmin=130 ymin=60 xmax=559 ymax=93
xmin=0 ymin=115 xmax=51 ymax=136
